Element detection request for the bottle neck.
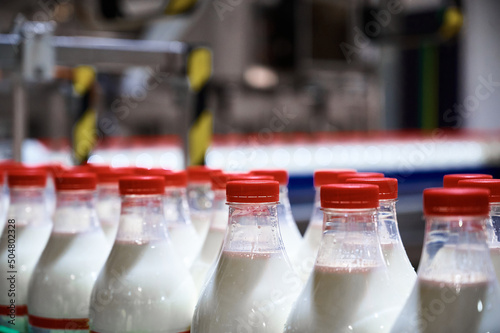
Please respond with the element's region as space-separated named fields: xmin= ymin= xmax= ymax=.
xmin=163 ymin=187 xmax=190 ymax=224
xmin=317 ymin=208 xmax=385 ymax=269
xmin=212 ymin=189 xmax=226 ymax=210
xmin=223 ymin=202 xmax=283 ymax=254
xmin=378 ymin=199 xmax=402 ymax=245
xmin=116 ymin=194 xmax=167 ymax=244
xmin=8 ymin=187 xmax=49 ymax=227
xmin=279 ymin=185 xmax=291 ymax=208
xmin=418 ymin=215 xmax=494 ymax=283
xmin=53 ymin=190 xmax=100 ymax=233
xmin=96 ymin=184 xmax=121 ymax=225
xmin=187 ymin=182 xmax=213 ymax=212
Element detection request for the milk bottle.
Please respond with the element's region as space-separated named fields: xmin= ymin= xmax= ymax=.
xmin=186 ymin=166 xmax=219 ymax=242
xmin=345 ymin=177 xmax=416 ymax=301
xmin=251 ymin=169 xmax=302 ymax=261
xmin=28 ymin=173 xmax=110 ymax=332
xmin=285 ymin=183 xmax=401 ymax=333
xmin=293 ymin=169 xmax=355 ymax=282
xmin=443 ymin=173 xmax=492 ymax=187
xmin=459 ymin=179 xmax=500 ymax=284
xmin=96 ymin=169 xmax=131 ymax=244
xmin=90 ymin=176 xmax=197 ymax=333
xmin=390 ymin=187 xmax=500 ymax=333
xmin=190 ymin=172 xmax=231 ymax=292
xmin=192 ymin=180 xmax=302 ymax=333
xmin=162 ymin=170 xmax=201 ymax=267
xmin=0 ymin=169 xmax=52 ymax=332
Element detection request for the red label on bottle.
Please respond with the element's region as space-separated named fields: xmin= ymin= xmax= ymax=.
xmin=29 ymin=315 xmax=89 ymax=330
xmin=0 ymin=304 xmax=28 ymax=316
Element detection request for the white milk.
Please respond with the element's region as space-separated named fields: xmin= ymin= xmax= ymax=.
xmin=190 ymin=209 xmax=228 ymax=293
xmin=285 ymin=263 xmax=400 ymax=333
xmin=293 ymin=222 xmax=322 ymax=282
xmin=90 ymin=240 xmax=197 ymax=333
xmin=167 ymin=224 xmax=200 ymax=268
xmin=381 ymin=242 xmax=416 ymax=299
xmin=489 ymin=247 xmax=500 ymax=284
xmin=192 ymin=250 xmax=302 ymax=333
xmin=278 ymin=188 xmax=302 ymax=261
xmin=0 ymin=224 xmax=52 ymax=331
xmin=390 ymin=277 xmax=497 ymax=333
xmin=190 ymin=212 xmax=211 ymax=242
xmin=27 ymin=231 xmax=109 ymax=332
xmin=96 ymin=198 xmax=120 ymax=244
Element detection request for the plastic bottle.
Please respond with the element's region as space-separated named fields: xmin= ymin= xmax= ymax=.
xmin=0 ymin=169 xmax=52 ymax=332
xmin=186 ymin=166 xmax=220 ymax=242
xmin=285 ymin=184 xmax=401 ymax=332
xmin=293 ymin=169 xmax=355 ymax=282
xmin=95 ymin=169 xmax=131 ymax=244
xmin=190 ymin=171 xmax=231 ymax=293
xmin=28 ymin=173 xmax=110 ymax=332
xmin=390 ymin=188 xmax=500 ymax=333
xmin=458 ymin=179 xmax=500 ymax=284
xmin=90 ymin=176 xmax=197 ymax=333
xmin=443 ymin=173 xmax=492 ymax=187
xmin=345 ymin=177 xmax=416 ymax=302
xmin=192 ymin=180 xmax=302 ymax=332
xmin=162 ymin=170 xmax=201 ymax=268
xmin=251 ymin=169 xmax=303 ymax=261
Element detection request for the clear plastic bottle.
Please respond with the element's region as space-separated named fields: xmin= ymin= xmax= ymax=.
xmin=390 ymin=188 xmax=500 ymax=333
xmin=0 ymin=169 xmax=52 ymax=332
xmin=251 ymin=169 xmax=303 ymax=261
xmin=458 ymin=179 xmax=500 ymax=284
xmin=192 ymin=180 xmax=302 ymax=332
xmin=190 ymin=172 xmax=231 ymax=293
xmin=186 ymin=166 xmax=220 ymax=242
xmin=293 ymin=169 xmax=356 ymax=282
xmin=28 ymin=173 xmax=110 ymax=332
xmin=90 ymin=176 xmax=197 ymax=333
xmin=162 ymin=170 xmax=201 ymax=268
xmin=443 ymin=173 xmax=492 ymax=187
xmin=346 ymin=177 xmax=416 ymax=303
xmin=285 ymin=184 xmax=401 ymax=332
xmin=96 ymin=169 xmax=131 ymax=244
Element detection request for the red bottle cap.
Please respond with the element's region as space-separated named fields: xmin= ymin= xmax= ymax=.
xmin=96 ymin=169 xmax=133 ymax=184
xmin=55 ymin=173 xmax=97 ymax=191
xmin=163 ymin=171 xmax=187 ymax=188
xmin=314 ymin=169 xmax=357 ymax=187
xmin=134 ymin=168 xmax=169 ymax=175
xmin=226 ymin=180 xmax=280 ymax=203
xmin=211 ymin=171 xmax=231 ymax=190
xmin=458 ymin=179 xmax=500 ymax=203
xmin=251 ymin=169 xmax=289 ymax=185
xmin=337 ymin=172 xmax=385 ymax=183
xmin=228 ymin=174 xmax=274 ymax=181
xmin=119 ymin=176 xmax=165 ymax=195
xmin=7 ymin=170 xmax=47 ymax=188
xmin=321 ymin=184 xmax=379 ymax=209
xmin=345 ymin=177 xmax=398 ymax=200
xmin=187 ymin=166 xmax=220 ymax=183
xmin=443 ymin=174 xmax=492 ymax=188
xmin=64 ymin=165 xmax=92 ymax=173
xmin=423 ymin=188 xmax=490 ymax=216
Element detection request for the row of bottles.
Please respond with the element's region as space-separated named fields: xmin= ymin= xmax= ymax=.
xmin=0 ymin=163 xmax=499 ymax=332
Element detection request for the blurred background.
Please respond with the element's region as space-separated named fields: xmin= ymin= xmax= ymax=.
xmin=0 ymin=0 xmax=499 ymax=265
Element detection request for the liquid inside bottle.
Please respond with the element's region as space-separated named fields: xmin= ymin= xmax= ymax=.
xmin=391 ymin=188 xmax=500 ymax=333
xmin=90 ymin=176 xmax=197 ymax=333
xmin=0 ymin=170 xmax=52 ymax=332
xmin=28 ymin=173 xmax=110 ymax=333
xmin=192 ymin=180 xmax=302 ymax=333
xmin=285 ymin=183 xmax=401 ymax=333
